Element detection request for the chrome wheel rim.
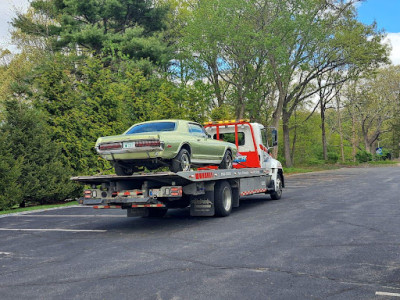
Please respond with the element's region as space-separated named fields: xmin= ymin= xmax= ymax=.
xmin=226 ymin=154 xmax=233 ymax=169
xmin=276 ymin=177 xmax=282 ymax=196
xmin=181 ymin=153 xmax=190 ymax=171
xmin=222 ymin=187 xmax=232 ymax=211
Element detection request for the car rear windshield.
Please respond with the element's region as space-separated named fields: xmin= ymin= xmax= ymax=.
xmin=125 ymin=122 xmax=176 ymax=134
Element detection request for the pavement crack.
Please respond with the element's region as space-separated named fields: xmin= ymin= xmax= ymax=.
xmin=335 ymin=220 xmax=385 ymax=233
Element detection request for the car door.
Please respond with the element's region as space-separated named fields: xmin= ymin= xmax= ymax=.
xmin=188 ymin=123 xmax=219 ymax=162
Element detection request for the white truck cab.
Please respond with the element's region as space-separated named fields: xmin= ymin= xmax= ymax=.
xmin=204 ymin=120 xmax=284 ymax=198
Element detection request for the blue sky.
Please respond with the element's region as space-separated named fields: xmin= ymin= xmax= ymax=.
xmin=357 ymin=0 xmax=400 ymax=32
xmin=356 ymin=0 xmax=400 ymax=64
xmin=1 ymin=0 xmax=400 ymax=64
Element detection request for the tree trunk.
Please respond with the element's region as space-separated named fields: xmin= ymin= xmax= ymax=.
xmin=336 ymin=95 xmax=345 ymax=162
xmin=210 ymin=62 xmax=223 ymax=106
xmin=236 ymin=83 xmax=245 ymax=119
xmin=320 ymin=98 xmax=327 ymax=161
xmin=351 ymin=112 xmax=357 ymax=162
xmin=291 ymin=111 xmax=297 ymax=165
xmin=362 ymin=124 xmax=372 ymax=153
xmin=282 ymin=110 xmax=293 ymax=167
xmin=271 ymin=92 xmax=286 ymax=158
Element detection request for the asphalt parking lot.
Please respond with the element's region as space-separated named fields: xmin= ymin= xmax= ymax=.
xmin=0 ymin=166 xmax=399 ymax=299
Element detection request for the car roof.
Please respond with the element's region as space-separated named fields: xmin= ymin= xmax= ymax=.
xmin=133 ymin=119 xmax=199 ymax=125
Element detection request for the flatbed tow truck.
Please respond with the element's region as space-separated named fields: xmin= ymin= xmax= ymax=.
xmin=72 ymin=120 xmax=284 ymax=217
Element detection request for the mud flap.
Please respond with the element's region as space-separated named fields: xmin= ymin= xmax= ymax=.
xmin=127 ymin=208 xmax=149 ymax=217
xmin=190 ymin=190 xmax=215 ymax=217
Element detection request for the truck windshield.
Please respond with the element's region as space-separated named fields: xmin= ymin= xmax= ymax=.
xmin=125 ymin=122 xmax=176 ymax=134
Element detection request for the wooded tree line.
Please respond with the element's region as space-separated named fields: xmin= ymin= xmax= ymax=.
xmin=0 ymin=0 xmax=399 ymax=209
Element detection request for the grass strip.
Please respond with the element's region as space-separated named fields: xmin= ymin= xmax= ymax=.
xmin=0 ymin=201 xmax=78 ymax=215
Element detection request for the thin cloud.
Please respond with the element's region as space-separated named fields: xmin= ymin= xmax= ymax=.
xmin=384 ymin=33 xmax=400 ymax=65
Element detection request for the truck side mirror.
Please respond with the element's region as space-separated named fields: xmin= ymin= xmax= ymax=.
xmin=272 ymin=129 xmax=278 ymax=146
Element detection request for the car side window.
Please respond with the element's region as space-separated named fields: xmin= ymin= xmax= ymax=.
xmin=189 ymin=124 xmax=207 ymax=137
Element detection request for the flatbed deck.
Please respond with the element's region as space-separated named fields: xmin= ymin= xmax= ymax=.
xmin=71 ymin=168 xmax=269 ymax=185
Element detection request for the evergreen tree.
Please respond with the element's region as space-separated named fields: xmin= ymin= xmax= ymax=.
xmin=2 ymin=100 xmax=78 ymax=205
xmin=13 ymin=0 xmax=171 ymax=66
xmin=0 ymin=133 xmax=23 ymax=210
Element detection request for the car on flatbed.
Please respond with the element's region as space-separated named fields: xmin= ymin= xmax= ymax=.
xmin=95 ymin=119 xmax=237 ymax=175
xmin=74 ymin=120 xmax=284 ymax=218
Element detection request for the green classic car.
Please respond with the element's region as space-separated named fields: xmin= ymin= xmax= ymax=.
xmin=95 ymin=119 xmax=237 ymax=175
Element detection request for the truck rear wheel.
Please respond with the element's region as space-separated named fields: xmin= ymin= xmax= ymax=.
xmin=214 ymin=180 xmax=232 ymax=217
xmin=270 ymin=175 xmax=282 ymax=200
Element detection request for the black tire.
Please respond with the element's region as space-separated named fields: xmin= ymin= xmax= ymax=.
xmin=114 ymin=163 xmax=134 ymax=176
xmin=270 ymin=174 xmax=283 ymax=200
xmin=214 ymin=180 xmax=232 ymax=217
xmin=144 ymin=208 xmax=168 ymax=218
xmin=170 ymin=148 xmax=191 ymax=172
xmin=219 ymin=150 xmax=233 ymax=169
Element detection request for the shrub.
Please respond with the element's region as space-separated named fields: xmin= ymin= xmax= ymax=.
xmin=308 ymin=158 xmax=325 ymax=165
xmin=327 ymin=152 xmax=339 ymax=163
xmin=355 ymin=150 xmax=372 ymax=163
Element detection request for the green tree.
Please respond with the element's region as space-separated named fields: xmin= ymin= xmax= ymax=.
xmin=180 ymin=0 xmax=274 ymax=118
xmin=267 ymin=0 xmax=388 ymax=167
xmin=13 ymin=0 xmax=171 ymax=67
xmin=346 ymin=67 xmax=400 ymax=153
xmin=0 ymin=133 xmax=23 ymax=210
xmin=2 ymin=99 xmax=77 ymax=205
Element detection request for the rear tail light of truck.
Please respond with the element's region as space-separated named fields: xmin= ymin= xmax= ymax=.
xmin=84 ymin=190 xmax=92 ymax=198
xmin=135 ymin=140 xmax=161 ymax=147
xmin=98 ymin=143 xmax=122 ymax=150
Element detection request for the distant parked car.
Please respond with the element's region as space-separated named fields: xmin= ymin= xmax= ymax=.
xmin=95 ymin=119 xmax=237 ymax=175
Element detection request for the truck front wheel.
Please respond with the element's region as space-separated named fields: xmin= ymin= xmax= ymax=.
xmin=270 ymin=175 xmax=283 ymax=200
xmin=214 ymin=180 xmax=232 ymax=217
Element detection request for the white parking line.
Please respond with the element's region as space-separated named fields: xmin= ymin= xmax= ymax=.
xmin=14 ymin=214 xmax=123 ymax=218
xmin=0 ymin=228 xmax=107 ymax=233
xmin=285 ymin=186 xmax=308 ymax=188
xmin=376 ymin=292 xmax=400 ymax=297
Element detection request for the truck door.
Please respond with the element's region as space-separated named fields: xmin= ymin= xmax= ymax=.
xmin=260 ymin=128 xmax=271 ymax=169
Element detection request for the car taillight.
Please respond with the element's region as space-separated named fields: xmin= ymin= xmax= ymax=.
xmin=135 ymin=140 xmax=161 ymax=147
xmin=99 ymin=143 xmax=122 ymax=150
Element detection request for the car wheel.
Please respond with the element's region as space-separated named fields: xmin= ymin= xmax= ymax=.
xmin=114 ymin=163 xmax=134 ymax=176
xmin=170 ymin=149 xmax=191 ymax=172
xmin=214 ymin=180 xmax=232 ymax=217
xmin=270 ymin=174 xmax=283 ymax=200
xmin=219 ymin=150 xmax=233 ymax=169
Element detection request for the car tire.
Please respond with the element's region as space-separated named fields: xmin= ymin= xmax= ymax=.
xmin=214 ymin=180 xmax=232 ymax=217
xmin=114 ymin=163 xmax=134 ymax=176
xmin=219 ymin=150 xmax=233 ymax=169
xmin=270 ymin=174 xmax=283 ymax=200
xmin=170 ymin=148 xmax=191 ymax=172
